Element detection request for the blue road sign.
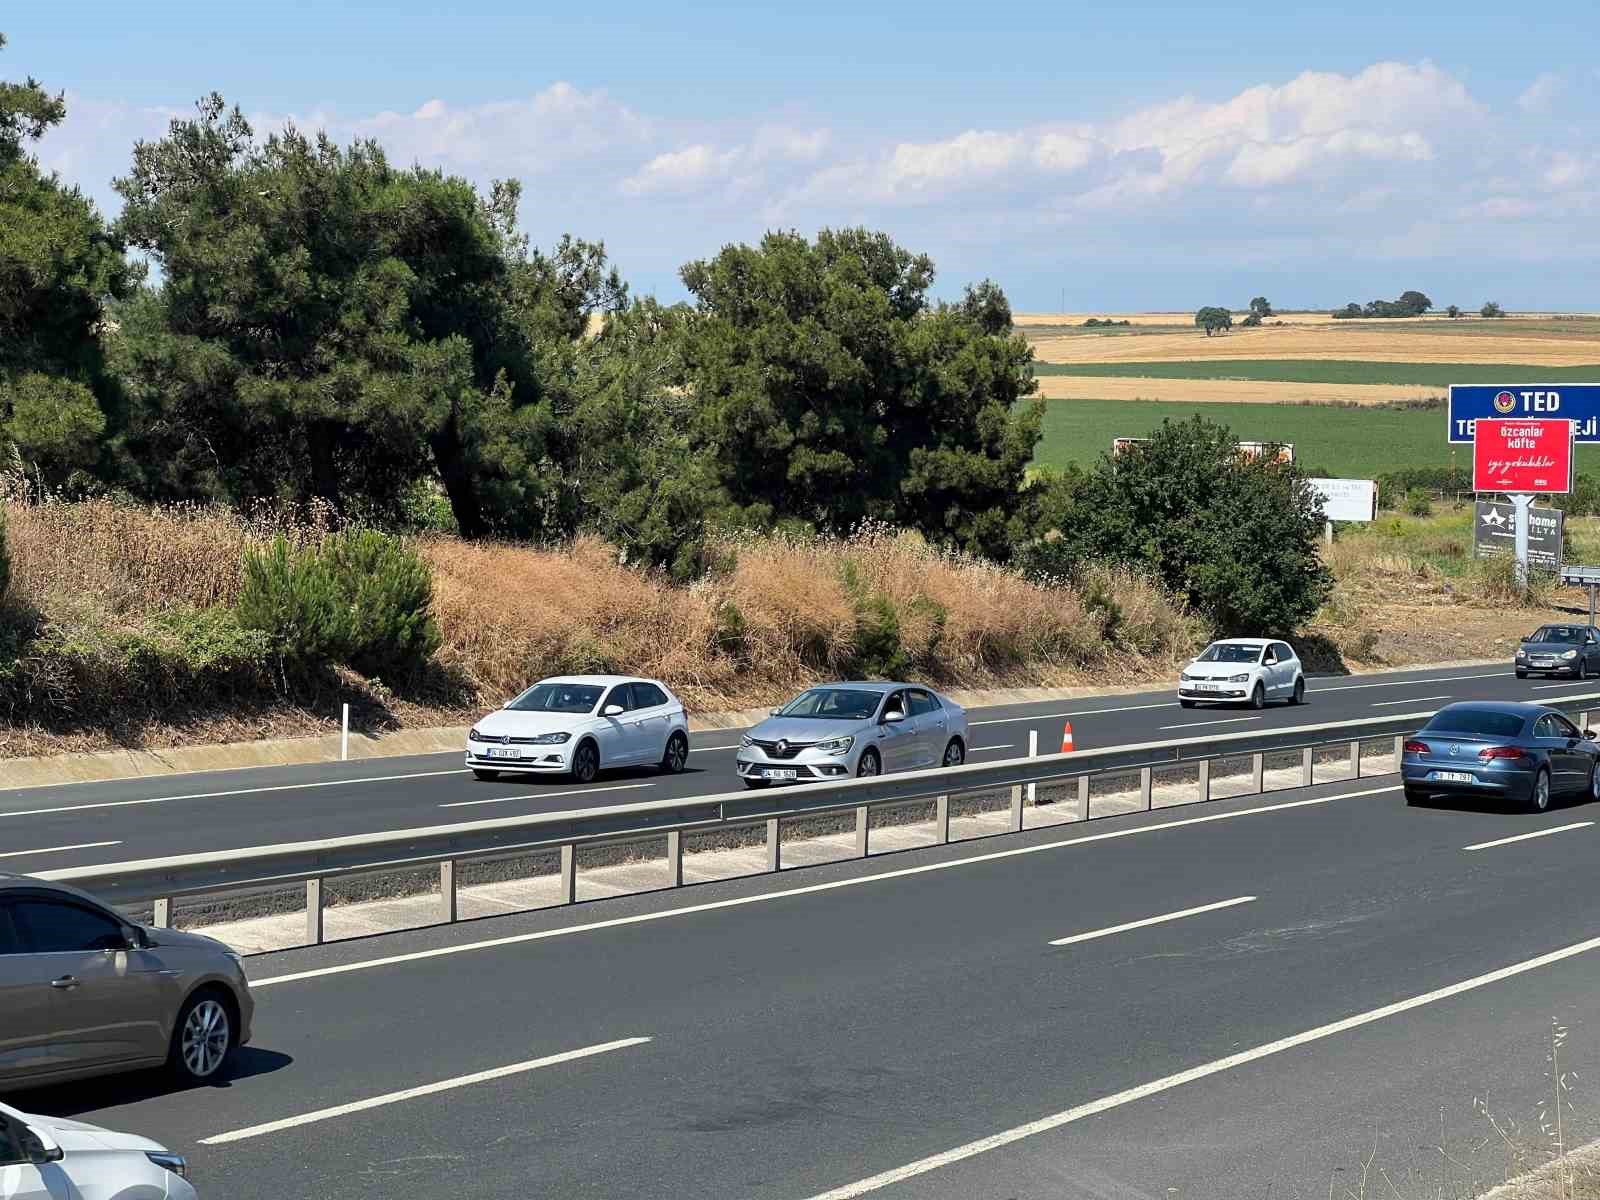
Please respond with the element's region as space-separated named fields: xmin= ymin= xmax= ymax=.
xmin=1448 ymin=384 xmax=1600 ymax=443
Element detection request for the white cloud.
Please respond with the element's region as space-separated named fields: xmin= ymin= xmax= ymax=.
xmin=1518 ymin=72 xmax=1564 ymax=114
xmin=620 ymin=143 xmax=740 ymax=196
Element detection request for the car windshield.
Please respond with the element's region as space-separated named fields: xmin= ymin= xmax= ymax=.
xmin=1531 ymin=626 xmax=1585 ymax=644
xmin=1197 ymin=644 xmax=1263 ymax=664
xmin=506 ymin=683 xmax=604 ymax=714
xmin=1422 ymin=708 xmax=1525 ymax=738
xmin=778 ymin=689 xmax=884 ymax=720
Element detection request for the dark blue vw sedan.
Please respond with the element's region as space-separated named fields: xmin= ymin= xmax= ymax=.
xmin=1402 ymin=702 xmax=1600 ymax=812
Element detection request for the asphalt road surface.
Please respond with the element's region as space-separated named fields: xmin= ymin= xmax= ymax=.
xmin=1 ymin=661 xmax=1592 ymax=876
xmin=15 ymin=767 xmax=1600 ymax=1199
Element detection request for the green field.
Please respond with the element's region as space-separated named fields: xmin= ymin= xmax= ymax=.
xmin=1034 ymin=398 xmax=1600 ymax=477
xmin=1031 ymin=360 xmax=1600 ymax=385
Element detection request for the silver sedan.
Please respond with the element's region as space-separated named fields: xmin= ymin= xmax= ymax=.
xmin=736 ymin=682 xmax=969 ymax=788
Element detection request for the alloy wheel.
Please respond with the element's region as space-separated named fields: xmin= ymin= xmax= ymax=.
xmin=1534 ymin=770 xmax=1551 ymax=813
xmin=182 ymin=999 xmax=230 ymax=1079
xmin=663 ymin=733 xmax=688 ymax=774
xmin=943 ymin=740 xmax=964 ymax=768
xmin=857 ymin=750 xmax=881 ymax=777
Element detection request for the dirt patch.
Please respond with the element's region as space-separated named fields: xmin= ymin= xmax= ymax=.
xmin=1026 ymin=325 xmax=1600 ymax=366
xmin=1036 ymin=376 xmax=1439 ymax=406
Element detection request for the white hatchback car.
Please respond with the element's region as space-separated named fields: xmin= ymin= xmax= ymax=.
xmin=1178 ymin=639 xmax=1305 ymax=709
xmin=0 ymin=1101 xmax=196 ymax=1198
xmin=466 ymin=675 xmax=690 ymax=783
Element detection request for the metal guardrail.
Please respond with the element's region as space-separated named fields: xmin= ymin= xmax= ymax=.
xmin=42 ymin=690 xmax=1600 ymax=944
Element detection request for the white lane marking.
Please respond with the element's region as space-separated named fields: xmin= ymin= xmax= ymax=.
xmin=0 ymin=769 xmax=469 ymax=820
xmin=1315 ymin=670 xmax=1507 ymax=693
xmin=801 ymin=932 xmax=1600 ymax=1200
xmin=969 ymin=745 xmax=1015 ymax=754
xmin=1371 ymin=695 xmax=1450 ymax=707
xmin=198 ymin=1037 xmax=651 ymax=1145
xmin=252 ymin=784 xmax=1400 ymax=988
xmin=1049 ymin=896 xmax=1257 ymax=947
xmin=1533 ymin=682 xmax=1585 ymax=690
xmin=1158 ymin=716 xmax=1262 ymax=730
xmin=1463 ymin=822 xmax=1594 ymax=852
xmin=972 ymin=702 xmax=1174 ymax=726
xmin=439 ymin=783 xmax=657 ymax=809
xmin=1526 ymin=693 xmax=1600 ymax=706
xmin=0 ymin=840 xmax=121 ymax=860
xmin=688 ymin=744 xmax=740 ymax=754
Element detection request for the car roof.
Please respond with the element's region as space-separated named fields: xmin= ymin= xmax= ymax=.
xmin=533 ymin=675 xmax=659 ymax=687
xmin=0 ymin=873 xmax=111 ymax=908
xmin=804 ymin=681 xmax=926 ymax=691
xmin=1208 ymin=638 xmax=1272 ymax=647
xmin=1435 ymin=701 xmax=1550 ymax=717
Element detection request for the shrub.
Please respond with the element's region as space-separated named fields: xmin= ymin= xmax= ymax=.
xmin=236 ymin=536 xmax=349 ymax=676
xmin=1404 ymin=488 xmax=1433 ymax=517
xmin=323 ymin=529 xmax=441 ymax=681
xmin=0 ymin=506 xmax=9 ymax=604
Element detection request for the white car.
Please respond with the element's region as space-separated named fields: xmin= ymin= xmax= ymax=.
xmin=1178 ymin=639 xmax=1305 ymax=709
xmin=0 ymin=1101 xmax=196 ymax=1198
xmin=465 ymin=675 xmax=690 ymax=783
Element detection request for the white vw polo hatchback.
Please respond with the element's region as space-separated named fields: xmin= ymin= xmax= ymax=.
xmin=1177 ymin=639 xmax=1305 ymax=709
xmin=0 ymin=1101 xmax=197 ymax=1198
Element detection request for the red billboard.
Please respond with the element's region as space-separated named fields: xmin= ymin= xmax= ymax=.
xmin=1472 ymin=418 xmax=1574 ymax=494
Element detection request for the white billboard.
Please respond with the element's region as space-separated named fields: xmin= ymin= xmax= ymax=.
xmin=1309 ymin=478 xmax=1378 ymax=522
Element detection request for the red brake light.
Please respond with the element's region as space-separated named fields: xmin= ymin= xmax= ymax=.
xmin=1479 ymin=746 xmax=1525 ymax=761
xmin=1403 ymin=740 xmax=1430 ymax=754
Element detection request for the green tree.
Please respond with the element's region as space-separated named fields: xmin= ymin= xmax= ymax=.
xmin=1248 ymin=296 xmax=1273 ymax=319
xmin=1446 ymin=304 xmax=1462 ymax=318
xmin=1194 ymin=306 xmax=1233 ymax=336
xmin=1397 ymin=290 xmax=1433 ymax=316
xmin=1481 ymin=300 xmax=1506 ymax=318
xmin=1056 ymin=416 xmax=1331 ymax=633
xmin=677 ymin=230 xmax=1040 ymax=559
xmin=0 ymin=32 xmax=137 ymax=488
xmin=112 ymin=98 xmax=621 ymax=536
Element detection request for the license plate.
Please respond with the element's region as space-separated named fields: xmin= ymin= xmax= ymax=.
xmin=1194 ymin=683 xmax=1221 ymax=693
xmin=765 ymin=768 xmax=798 ymax=780
xmin=1430 ymin=770 xmax=1473 ymax=783
xmin=486 ymin=746 xmax=523 ymax=759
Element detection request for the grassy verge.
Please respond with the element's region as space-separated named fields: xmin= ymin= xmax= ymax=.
xmin=1032 ymin=361 xmax=1600 ymax=385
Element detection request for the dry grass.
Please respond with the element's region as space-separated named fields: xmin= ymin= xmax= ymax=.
xmin=1027 ymin=325 xmax=1600 ymax=366
xmin=1013 ymin=311 xmax=1587 ymax=328
xmin=1035 ymin=375 xmax=1440 ymax=406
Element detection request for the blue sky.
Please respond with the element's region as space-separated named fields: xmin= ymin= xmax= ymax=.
xmin=10 ymin=2 xmax=1600 ymax=309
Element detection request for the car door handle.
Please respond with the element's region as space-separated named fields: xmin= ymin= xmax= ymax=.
xmin=50 ymin=975 xmax=79 ymax=990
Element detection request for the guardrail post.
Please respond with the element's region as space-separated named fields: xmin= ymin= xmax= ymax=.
xmin=1301 ymin=747 xmax=1314 ymax=787
xmin=1349 ymin=739 xmax=1361 ymax=779
xmin=306 ymin=878 xmax=324 ymax=945
xmin=1392 ymin=735 xmax=1404 ymax=770
xmin=1197 ymin=759 xmax=1210 ymax=803
xmin=152 ymin=898 xmax=172 ymax=928
xmin=766 ymin=818 xmax=781 ymax=871
xmin=935 ymin=794 xmax=950 ymax=843
xmin=440 ymin=860 xmax=457 ymax=924
xmin=666 ymin=831 xmax=683 ymax=887
xmin=1026 ymin=730 xmax=1038 ymax=805
xmin=1009 ymin=782 xmax=1023 ymax=831
xmin=1078 ymin=775 xmax=1090 ymax=821
xmin=855 ymin=806 xmax=870 ymax=857
xmin=559 ymin=844 xmax=577 ymax=905
xmin=1251 ymin=753 xmax=1264 ymax=794
xmin=1139 ymin=767 xmax=1153 ymax=811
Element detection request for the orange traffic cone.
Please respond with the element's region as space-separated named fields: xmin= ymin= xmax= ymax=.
xmin=1060 ymin=722 xmax=1075 ymax=753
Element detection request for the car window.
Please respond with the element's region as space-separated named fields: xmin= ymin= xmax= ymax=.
xmin=1197 ymin=643 xmax=1264 ymax=664
xmin=12 ymin=898 xmax=126 ymax=953
xmin=881 ymin=691 xmax=907 ymax=718
xmin=0 ymin=1115 xmax=26 ymax=1168
xmin=1533 ymin=626 xmax=1584 ymax=644
xmin=600 ymin=686 xmax=635 ymax=714
xmin=907 ymin=689 xmax=939 ymax=717
xmin=1533 ymin=715 xmax=1557 ymax=738
xmin=631 ymin=683 xmax=669 ymax=709
xmin=0 ymin=903 xmax=22 ymax=955
xmin=506 ymin=683 xmax=604 ymax=713
xmin=1549 ymin=713 xmax=1582 ymax=739
xmin=777 ymin=689 xmax=883 ymax=720
xmin=1422 ymin=709 xmax=1525 ymax=738
xmin=1274 ymin=643 xmax=1295 ymax=662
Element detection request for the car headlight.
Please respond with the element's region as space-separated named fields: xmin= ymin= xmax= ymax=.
xmin=528 ymin=731 xmax=571 ymax=744
xmin=1179 ymin=672 xmax=1193 ymax=682
xmin=468 ymin=727 xmax=485 ymax=742
xmin=740 ymin=734 xmax=753 ymax=748
xmin=1228 ymin=673 xmax=1250 ymax=683
xmin=146 ymin=1152 xmax=189 ymax=1181
xmin=1516 ymin=650 xmax=1527 ymax=659
xmin=1563 ymin=650 xmax=1579 ymax=660
xmin=814 ymin=735 xmax=854 ymax=755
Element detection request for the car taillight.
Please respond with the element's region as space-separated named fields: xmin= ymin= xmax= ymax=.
xmin=1478 ymin=745 xmax=1525 ymax=761
xmin=1403 ymin=740 xmax=1430 ymax=754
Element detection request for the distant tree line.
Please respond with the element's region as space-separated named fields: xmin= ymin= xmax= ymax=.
xmin=1331 ymin=290 xmax=1433 ymax=319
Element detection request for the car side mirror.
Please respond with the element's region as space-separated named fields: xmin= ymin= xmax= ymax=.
xmin=19 ymin=1122 xmax=63 ymax=1165
xmin=602 ymin=704 xmax=624 ymax=717
xmin=1587 ymin=729 xmax=1597 ymax=740
xmin=883 ymin=710 xmax=905 ymax=723
xmin=770 ymin=708 xmax=781 ymax=717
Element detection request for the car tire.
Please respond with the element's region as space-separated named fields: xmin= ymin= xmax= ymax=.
xmin=942 ymin=738 xmax=965 ymax=768
xmin=1249 ymin=683 xmax=1265 ymax=710
xmin=1404 ymin=787 xmax=1425 ymax=806
xmin=1529 ymin=767 xmax=1552 ymax=814
xmin=1516 ymin=669 xmax=1528 ymax=679
xmin=1290 ymin=677 xmax=1305 ymax=705
xmin=168 ymin=988 xmax=235 ymax=1085
xmin=472 ymin=769 xmax=499 ymax=782
xmin=1590 ymin=761 xmax=1600 ymax=805
xmin=1179 ymin=698 xmax=1196 ymax=708
xmin=856 ymin=748 xmax=882 ymax=778
xmin=570 ymin=740 xmax=600 ymax=784
xmin=660 ymin=731 xmax=689 ymax=775
xmin=1581 ymin=658 xmax=1590 ymax=681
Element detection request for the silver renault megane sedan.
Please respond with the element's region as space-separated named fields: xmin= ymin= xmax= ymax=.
xmin=735 ymin=682 xmax=969 ymax=788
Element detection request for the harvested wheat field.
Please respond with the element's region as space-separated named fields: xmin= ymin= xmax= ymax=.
xmin=1035 ymin=376 xmax=1439 ymax=406
xmin=1027 ymin=322 xmax=1600 ymax=366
